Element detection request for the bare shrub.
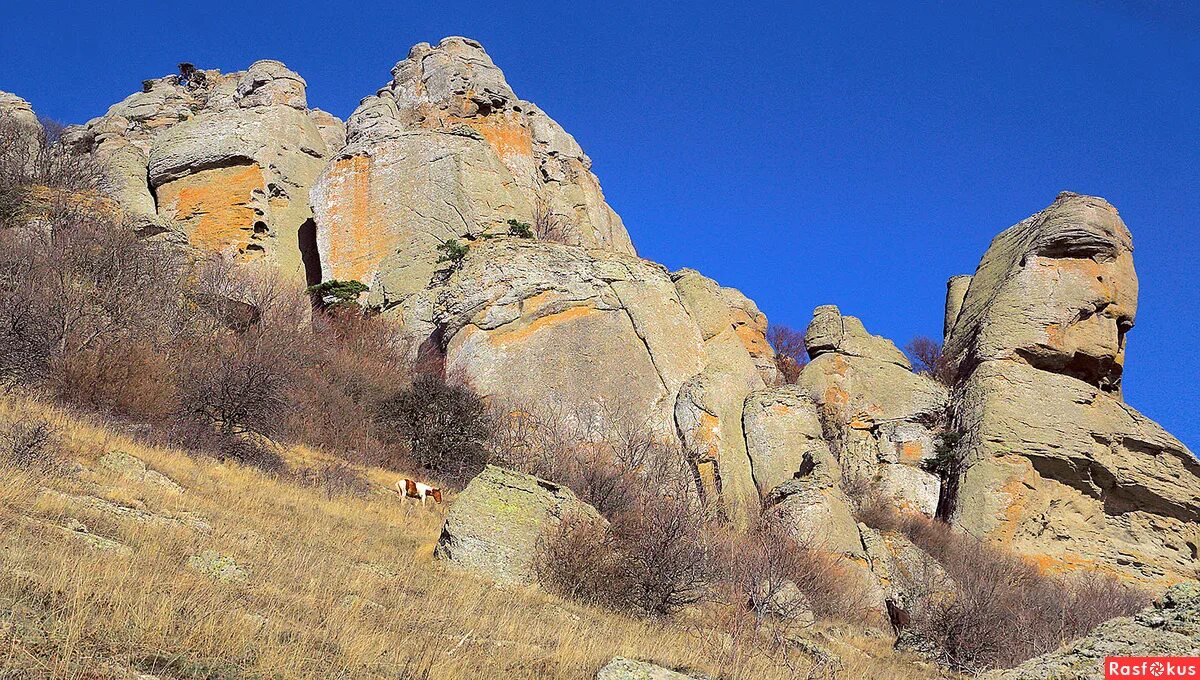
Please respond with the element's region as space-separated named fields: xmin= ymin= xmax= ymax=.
xmin=532 ymin=196 xmax=572 ymax=245
xmin=0 ymin=417 xmax=62 ymax=472
xmin=538 ymin=452 xmax=717 ymax=618
xmin=294 ymin=461 xmax=372 ymax=499
xmin=766 ymin=324 xmax=807 ymax=384
xmin=375 ymin=373 xmax=491 ymax=485
xmin=904 ymin=336 xmax=954 ymax=385
xmin=856 ymin=497 xmax=1150 ymax=672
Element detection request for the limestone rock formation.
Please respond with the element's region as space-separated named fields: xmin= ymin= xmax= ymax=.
xmin=797 ymin=306 xmax=946 ymax=516
xmin=944 ymin=192 xmax=1200 ymax=586
xmin=763 ymin=448 xmax=863 ymax=559
xmin=312 ymin=36 xmax=635 ymax=310
xmin=60 ymin=61 xmax=339 ymax=283
xmin=434 ymin=465 xmax=605 ymax=584
xmin=984 ymin=581 xmax=1200 ymax=680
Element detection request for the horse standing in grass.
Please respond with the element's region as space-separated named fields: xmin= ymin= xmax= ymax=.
xmin=396 ymin=478 xmax=443 ymax=508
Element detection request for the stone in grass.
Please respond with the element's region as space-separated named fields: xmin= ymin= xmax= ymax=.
xmin=186 ymin=550 xmax=248 ymax=583
xmin=595 ymin=657 xmax=709 ymax=680
xmin=99 ymin=450 xmax=184 ymax=493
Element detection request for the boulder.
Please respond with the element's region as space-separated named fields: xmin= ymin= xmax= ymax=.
xmin=0 ymin=91 xmax=44 ymax=160
xmin=595 ymin=658 xmax=706 ymax=680
xmin=98 ymin=450 xmax=183 ymax=493
xmin=742 ymin=385 xmax=830 ymax=498
xmin=945 ymin=193 xmax=1200 ymax=586
xmin=796 ymin=306 xmax=947 ymax=515
xmin=434 ymin=465 xmax=604 ymax=584
xmin=983 ymin=581 xmax=1200 ymax=680
xmin=764 ymin=449 xmax=863 ymax=559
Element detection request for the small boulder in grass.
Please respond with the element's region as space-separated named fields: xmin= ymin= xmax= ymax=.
xmin=595 ymin=657 xmax=708 ymax=680
xmin=99 ymin=450 xmax=184 ymax=494
xmin=187 ymin=550 xmax=248 ymax=583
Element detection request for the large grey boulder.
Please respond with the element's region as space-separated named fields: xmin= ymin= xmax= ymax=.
xmin=434 ymin=465 xmax=604 ymax=584
xmin=984 ymin=582 xmax=1200 ymax=679
xmin=945 ymin=193 xmax=1200 ymax=586
xmin=595 ymin=658 xmax=707 ymax=680
xmin=742 ymin=385 xmax=830 ymax=498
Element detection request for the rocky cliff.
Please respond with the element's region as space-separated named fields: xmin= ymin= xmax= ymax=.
xmin=10 ymin=37 xmax=1196 ymax=587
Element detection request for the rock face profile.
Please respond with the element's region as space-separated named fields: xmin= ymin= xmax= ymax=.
xmin=985 ymin=581 xmax=1200 ymax=680
xmin=59 ymin=60 xmax=340 ymax=283
xmin=943 ymin=192 xmax=1200 ymax=586
xmin=434 ymin=465 xmax=604 ymax=584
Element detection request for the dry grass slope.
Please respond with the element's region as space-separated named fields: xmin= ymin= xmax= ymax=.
xmin=0 ymin=395 xmax=951 ymax=679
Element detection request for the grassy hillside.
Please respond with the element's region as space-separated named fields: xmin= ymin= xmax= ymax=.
xmin=0 ymin=394 xmax=949 ymax=679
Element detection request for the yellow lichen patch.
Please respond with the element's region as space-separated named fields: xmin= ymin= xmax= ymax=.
xmin=322 ymin=155 xmax=395 ymax=283
xmin=520 ymin=290 xmax=564 ymax=316
xmin=487 ymin=303 xmax=597 ymax=346
xmin=899 ymin=441 xmax=924 ymax=463
xmin=1027 ymin=550 xmax=1104 ymax=576
xmin=695 ymin=460 xmax=719 ymax=501
xmin=824 ymin=385 xmax=850 ymax=411
xmin=830 ymin=354 xmax=850 ymax=376
xmin=995 ymin=466 xmax=1038 ymax=545
xmin=157 ymin=164 xmax=264 ymax=256
xmin=769 ymin=404 xmax=793 ymax=416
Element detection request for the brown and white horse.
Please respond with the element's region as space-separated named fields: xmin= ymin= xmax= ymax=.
xmin=396 ymin=478 xmax=443 ymax=507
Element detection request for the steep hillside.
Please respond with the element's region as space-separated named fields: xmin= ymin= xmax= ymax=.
xmin=0 ymin=395 xmax=946 ymax=679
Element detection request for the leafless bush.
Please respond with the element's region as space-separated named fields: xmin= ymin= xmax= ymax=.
xmin=538 ymin=452 xmax=717 ymax=618
xmin=905 ymin=336 xmax=954 ymax=386
xmin=766 ymin=324 xmax=807 ymax=384
xmin=375 ymin=373 xmax=491 ymax=486
xmin=0 ymin=417 xmax=62 ymax=472
xmin=856 ymin=496 xmax=1150 ymax=672
xmin=294 ymin=461 xmax=373 ymax=499
xmin=532 ymin=196 xmax=573 ymax=245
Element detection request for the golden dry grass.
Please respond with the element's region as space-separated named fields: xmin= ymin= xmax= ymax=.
xmin=0 ymin=395 xmax=952 ymax=679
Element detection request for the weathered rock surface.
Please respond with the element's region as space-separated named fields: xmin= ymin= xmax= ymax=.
xmin=944 ymin=192 xmax=1136 ymax=392
xmin=984 ymin=581 xmax=1200 ymax=680
xmin=0 ymin=91 xmax=43 ymax=159
xmin=434 ymin=465 xmax=604 ymax=584
xmin=98 ymin=451 xmax=183 ymax=493
xmin=313 ymin=36 xmax=634 ymax=304
xmin=742 ymin=385 xmax=829 ymax=498
xmin=61 ymin=61 xmax=339 ymax=283
xmin=945 ymin=193 xmax=1200 ymax=586
xmin=797 ymin=306 xmax=946 ymax=516
xmin=187 ymin=550 xmax=249 ymax=583
xmin=595 ymin=658 xmax=707 ymax=680
xmin=764 ymin=449 xmax=863 ymax=558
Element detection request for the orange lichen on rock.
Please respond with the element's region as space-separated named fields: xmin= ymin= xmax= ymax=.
xmin=487 ymin=304 xmax=598 ymax=346
xmin=451 ymin=113 xmax=533 ymax=163
xmin=733 ymin=320 xmax=774 ymax=359
xmin=156 ymin=163 xmax=265 ymax=255
xmin=696 ymin=412 xmax=721 ymax=459
xmin=320 ymin=155 xmax=392 ymax=283
xmin=899 ymin=441 xmax=924 ymax=463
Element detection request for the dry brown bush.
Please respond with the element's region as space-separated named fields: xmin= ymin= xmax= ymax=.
xmin=904 ymin=335 xmax=955 ymax=386
xmin=857 ymin=496 xmax=1150 ymax=673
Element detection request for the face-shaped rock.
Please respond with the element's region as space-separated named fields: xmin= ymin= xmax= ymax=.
xmin=946 ymin=192 xmax=1137 ymax=392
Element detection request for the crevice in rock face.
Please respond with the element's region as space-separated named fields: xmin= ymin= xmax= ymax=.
xmin=1025 ymin=451 xmax=1200 ymax=523
xmin=297 ymin=218 xmax=321 ymax=287
xmin=1012 ymin=347 xmax=1123 ymax=393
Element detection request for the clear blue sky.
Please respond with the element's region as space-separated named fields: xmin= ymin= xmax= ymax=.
xmin=2 ymin=1 xmax=1196 ymax=450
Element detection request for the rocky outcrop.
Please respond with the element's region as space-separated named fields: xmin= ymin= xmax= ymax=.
xmin=945 ymin=193 xmax=1200 ymax=586
xmin=742 ymin=385 xmax=829 ymax=498
xmin=0 ymin=91 xmax=43 ymax=159
xmin=796 ymin=306 xmax=947 ymax=516
xmin=61 ymin=61 xmax=339 ymax=283
xmin=984 ymin=581 xmax=1200 ymax=680
xmin=312 ymin=36 xmax=635 ymax=309
xmin=434 ymin=465 xmax=605 ymax=584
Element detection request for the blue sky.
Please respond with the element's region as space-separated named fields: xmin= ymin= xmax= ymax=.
xmin=2 ymin=1 xmax=1197 ymax=450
